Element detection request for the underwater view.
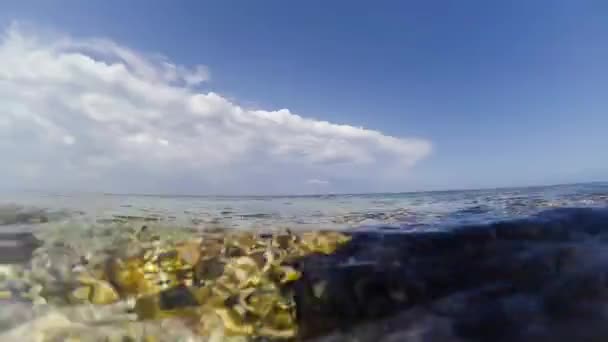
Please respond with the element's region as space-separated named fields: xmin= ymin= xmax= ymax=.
xmin=1 ymin=182 xmax=608 ymax=341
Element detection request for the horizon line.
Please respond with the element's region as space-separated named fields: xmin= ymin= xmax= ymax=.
xmin=6 ymin=180 xmax=607 ymax=199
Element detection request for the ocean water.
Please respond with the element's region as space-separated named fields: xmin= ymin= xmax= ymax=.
xmin=2 ymin=182 xmax=608 ymax=231
xmin=2 ymin=182 xmax=608 ymax=341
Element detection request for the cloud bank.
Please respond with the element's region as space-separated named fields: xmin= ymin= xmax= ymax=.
xmin=0 ymin=23 xmax=431 ymax=194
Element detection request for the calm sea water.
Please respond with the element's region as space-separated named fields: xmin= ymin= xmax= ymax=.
xmin=2 ymin=182 xmax=607 ymax=231
xmin=1 ymin=183 xmax=608 ymax=340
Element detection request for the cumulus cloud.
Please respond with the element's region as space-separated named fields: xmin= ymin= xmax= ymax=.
xmin=0 ymin=23 xmax=431 ymax=194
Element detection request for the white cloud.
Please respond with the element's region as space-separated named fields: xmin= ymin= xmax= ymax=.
xmin=0 ymin=23 xmax=432 ymax=194
xmin=306 ymin=179 xmax=330 ymax=186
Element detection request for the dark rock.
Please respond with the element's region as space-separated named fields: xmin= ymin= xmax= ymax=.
xmin=294 ymin=207 xmax=608 ymax=341
xmin=0 ymin=232 xmax=42 ymax=263
xmin=159 ymin=285 xmax=199 ymax=310
xmin=542 ymin=270 xmax=608 ymax=319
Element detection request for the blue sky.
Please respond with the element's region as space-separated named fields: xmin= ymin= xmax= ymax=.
xmin=0 ymin=1 xmax=607 ymax=194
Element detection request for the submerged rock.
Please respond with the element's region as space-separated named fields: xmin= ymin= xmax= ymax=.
xmin=3 ymin=207 xmax=608 ymax=341
xmin=2 ymin=225 xmax=351 ymax=341
xmin=296 ymin=207 xmax=608 ymax=341
xmin=0 ymin=232 xmax=42 ymax=264
xmin=0 ymin=204 xmax=72 ymax=226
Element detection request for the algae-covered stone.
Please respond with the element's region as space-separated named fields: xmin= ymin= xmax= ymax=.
xmin=69 ymin=286 xmax=91 ymax=303
xmin=8 ymin=224 xmax=352 ymax=341
xmin=78 ymin=276 xmax=119 ymax=305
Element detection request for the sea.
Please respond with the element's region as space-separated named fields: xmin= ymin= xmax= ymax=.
xmin=1 ymin=182 xmax=608 ymax=232
xmin=1 ymin=182 xmax=608 ymax=340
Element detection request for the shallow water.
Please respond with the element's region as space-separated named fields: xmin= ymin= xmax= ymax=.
xmin=1 ymin=182 xmax=608 ymax=341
